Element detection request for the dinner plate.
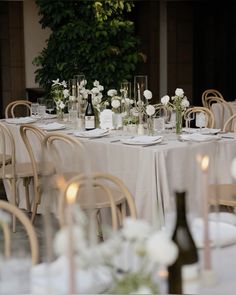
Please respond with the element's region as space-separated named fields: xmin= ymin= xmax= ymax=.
xmin=38 ymin=122 xmax=66 ymax=131
xmin=182 ymin=127 xmax=221 ymax=135
xmin=31 ymin=114 xmax=57 ymax=120
xmin=121 ymin=135 xmax=163 ymax=146
xmin=180 ymin=133 xmax=221 ymax=142
xmin=5 ymin=117 xmax=37 ymax=124
xmin=73 ymin=129 xmax=110 ymax=138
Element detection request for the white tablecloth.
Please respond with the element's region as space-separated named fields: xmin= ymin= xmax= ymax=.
xmin=3 ymin=122 xmax=236 ymax=228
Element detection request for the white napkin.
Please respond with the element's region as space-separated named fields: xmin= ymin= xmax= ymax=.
xmin=31 ymin=256 xmax=112 ymax=294
xmin=180 ymin=133 xmax=221 ymax=142
xmin=122 ymin=135 xmax=162 ymax=144
xmin=74 ymin=128 xmax=109 ymax=138
xmin=191 ymin=218 xmax=236 ymax=248
xmin=5 ymin=117 xmax=36 ymax=124
xmin=182 ymin=128 xmax=221 ymax=134
xmin=38 ymin=122 xmax=65 ymax=130
xmin=208 ymin=212 xmax=236 ymax=226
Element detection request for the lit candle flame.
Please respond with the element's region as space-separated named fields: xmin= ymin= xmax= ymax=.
xmin=66 ymin=182 xmax=79 ymax=204
xmin=201 ymin=155 xmax=209 ymax=171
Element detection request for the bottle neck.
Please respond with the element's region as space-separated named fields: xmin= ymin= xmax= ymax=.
xmin=87 ymin=94 xmax=92 ymax=104
xmin=175 ymin=191 xmax=188 ymax=226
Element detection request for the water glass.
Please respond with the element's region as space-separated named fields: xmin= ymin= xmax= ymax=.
xmin=38 ymin=105 xmax=46 ymax=122
xmin=154 ymin=116 xmax=165 ymax=133
xmin=31 ymin=103 xmax=39 ymax=117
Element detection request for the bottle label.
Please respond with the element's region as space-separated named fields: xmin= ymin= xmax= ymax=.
xmin=181 ymin=263 xmax=199 ymax=294
xmin=85 ymin=116 xmax=95 ymax=129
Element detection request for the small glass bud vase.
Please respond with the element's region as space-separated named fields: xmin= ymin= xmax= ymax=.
xmin=175 ymin=108 xmax=183 ymax=134
xmin=56 ymin=108 xmax=64 ymax=120
xmin=147 ymin=117 xmax=154 ymax=136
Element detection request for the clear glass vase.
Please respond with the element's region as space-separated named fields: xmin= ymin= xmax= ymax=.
xmin=175 ymin=108 xmax=183 ymax=134
xmin=147 ymin=117 xmax=154 ymax=136
xmin=56 ymin=108 xmax=64 ymax=120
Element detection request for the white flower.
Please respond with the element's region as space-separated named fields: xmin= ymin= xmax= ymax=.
xmin=80 ymin=79 xmax=87 ymax=87
xmin=143 ymin=90 xmax=152 ymax=100
xmin=181 ymin=98 xmax=190 ymax=108
xmin=146 ymin=231 xmax=178 ymax=266
xmin=107 ymin=89 xmax=117 ymax=97
xmin=61 ymin=80 xmax=67 ymax=88
xmin=146 ymin=105 xmax=155 ymax=116
xmin=175 ymin=88 xmax=184 ymax=97
xmin=161 ymin=95 xmax=170 ymax=105
xmin=131 ymin=107 xmax=139 ymax=117
xmin=52 ymin=78 xmax=60 ymax=86
xmin=134 ymin=286 xmax=153 ymax=294
xmin=53 ymin=226 xmax=86 ymax=256
xmin=63 ymin=89 xmax=69 ymax=98
xmin=93 ymin=80 xmax=100 ymax=87
xmin=231 ymin=158 xmax=236 ymax=180
xmin=122 ymin=217 xmax=152 ymax=241
xmin=111 ymin=99 xmax=120 ymax=109
xmin=98 ymin=85 xmax=104 ymax=92
xmin=58 ymin=101 xmax=65 ymax=109
xmin=93 ymin=95 xmax=102 ymax=105
xmin=91 ymin=87 xmax=100 ymax=94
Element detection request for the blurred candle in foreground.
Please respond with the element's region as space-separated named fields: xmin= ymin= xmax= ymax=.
xmin=66 ymin=182 xmax=79 ymax=294
xmin=201 ymin=155 xmax=211 ymax=271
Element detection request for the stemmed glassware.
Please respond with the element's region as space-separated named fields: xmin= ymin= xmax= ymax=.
xmin=185 ymin=112 xmax=195 ymax=131
xmin=196 ymin=112 xmax=206 ymax=132
xmin=45 ymin=99 xmax=55 ymax=115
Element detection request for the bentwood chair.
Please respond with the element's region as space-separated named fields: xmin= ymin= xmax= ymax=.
xmin=58 ymin=172 xmax=137 ymax=237
xmin=19 ymin=125 xmax=55 ymax=223
xmin=0 ymin=123 xmax=43 ymax=231
xmin=5 ymin=100 xmax=32 ymax=119
xmin=223 ymin=113 xmax=236 ymax=132
xmin=201 ymin=89 xmax=224 ymax=107
xmin=0 ymin=200 xmax=39 ymax=265
xmin=184 ymin=106 xmax=215 ymax=128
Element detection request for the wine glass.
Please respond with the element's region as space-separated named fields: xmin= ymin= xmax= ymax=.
xmin=196 ymin=112 xmax=206 ymax=132
xmin=45 ymin=99 xmax=54 ymax=115
xmin=31 ymin=103 xmax=39 ymax=117
xmin=185 ymin=112 xmax=195 ymax=131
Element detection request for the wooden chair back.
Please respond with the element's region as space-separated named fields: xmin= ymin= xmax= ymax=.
xmin=184 ymin=106 xmax=215 ymax=128
xmin=5 ymin=100 xmax=32 ymax=118
xmin=201 ymin=89 xmax=224 ymax=107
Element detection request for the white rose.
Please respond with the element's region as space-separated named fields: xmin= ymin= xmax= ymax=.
xmin=91 ymin=87 xmax=100 ymax=94
xmin=122 ymin=217 xmax=152 ymax=241
xmin=181 ymin=98 xmax=190 ymax=108
xmin=93 ymin=80 xmax=100 ymax=87
xmin=146 ymin=105 xmax=155 ymax=116
xmin=80 ymin=79 xmax=87 ymax=87
xmin=107 ymin=89 xmax=117 ymax=97
xmin=161 ymin=95 xmax=170 ymax=105
xmin=93 ymin=96 xmax=102 ymax=105
xmin=175 ymin=88 xmax=184 ymax=97
xmin=63 ymin=89 xmax=69 ymax=98
xmin=111 ymin=99 xmax=120 ymax=109
xmin=98 ymin=85 xmax=104 ymax=92
xmin=59 ymin=101 xmax=65 ymax=109
xmin=146 ymin=231 xmax=178 ymax=265
xmin=131 ymin=107 xmax=139 ymax=117
xmin=143 ymin=90 xmax=152 ymax=100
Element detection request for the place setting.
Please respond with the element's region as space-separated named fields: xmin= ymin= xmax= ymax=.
xmin=73 ymin=128 xmax=110 ymax=139
xmin=36 ymin=122 xmax=66 ymax=131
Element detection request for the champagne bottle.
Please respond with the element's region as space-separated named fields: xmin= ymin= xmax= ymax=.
xmin=168 ymin=191 xmax=199 ymax=294
xmin=85 ymin=93 xmax=95 ymax=130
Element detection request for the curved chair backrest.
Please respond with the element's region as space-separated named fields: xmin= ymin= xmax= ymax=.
xmin=5 ymin=100 xmax=32 ymax=118
xmin=201 ymin=89 xmax=224 ymax=107
xmin=0 ymin=200 xmax=39 ymax=265
xmin=58 ymin=172 xmax=137 ymax=230
xmin=184 ymin=106 xmax=215 ymax=128
xmin=42 ymin=132 xmax=85 ymax=176
xmin=223 ymin=113 xmax=236 ymax=132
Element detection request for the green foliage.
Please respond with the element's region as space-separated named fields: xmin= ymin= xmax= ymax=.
xmin=33 ymin=0 xmax=144 ymax=94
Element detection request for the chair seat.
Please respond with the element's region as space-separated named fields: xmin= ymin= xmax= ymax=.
xmin=209 ymin=184 xmax=236 ymax=207
xmin=78 ymin=186 xmax=126 ymax=209
xmin=0 ymin=162 xmax=54 ymax=179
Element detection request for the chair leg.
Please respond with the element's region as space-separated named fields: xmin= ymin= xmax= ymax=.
xmin=11 ymin=179 xmax=17 ymax=233
xmin=23 ymin=177 xmax=31 ymax=213
xmin=30 ymin=187 xmax=40 ymax=224
xmin=96 ymin=210 xmax=104 ymax=242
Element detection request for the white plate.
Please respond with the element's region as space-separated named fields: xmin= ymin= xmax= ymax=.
xmin=73 ymin=129 xmax=110 ymax=138
xmin=38 ymin=123 xmax=66 ymax=131
xmin=180 ymin=133 xmax=221 ymax=142
xmin=182 ymin=127 xmax=221 ymax=135
xmin=31 ymin=114 xmax=57 ymax=120
xmin=121 ymin=135 xmax=163 ymax=146
xmin=5 ymin=117 xmax=37 ymax=124
xmin=192 ymin=218 xmax=236 ymax=248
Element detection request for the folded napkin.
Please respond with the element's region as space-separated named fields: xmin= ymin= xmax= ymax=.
xmin=31 ymin=256 xmax=112 ymax=294
xmin=5 ymin=117 xmax=36 ymax=124
xmin=121 ymin=135 xmax=162 ymax=145
xmin=182 ymin=128 xmax=221 ymax=134
xmin=191 ymin=217 xmax=236 ymax=248
xmin=38 ymin=122 xmax=65 ymax=130
xmin=180 ymin=133 xmax=221 ymax=142
xmin=208 ymin=212 xmax=236 ymax=226
xmin=74 ymin=128 xmax=109 ymax=138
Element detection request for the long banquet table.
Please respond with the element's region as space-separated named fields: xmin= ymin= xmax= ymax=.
xmin=3 ymin=120 xmax=236 ymax=227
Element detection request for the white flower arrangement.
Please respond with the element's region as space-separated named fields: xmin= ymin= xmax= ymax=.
xmin=160 ymin=87 xmax=190 ymax=111
xmin=53 ymin=205 xmax=178 ymax=294
xmin=51 ymin=79 xmax=70 ymax=113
